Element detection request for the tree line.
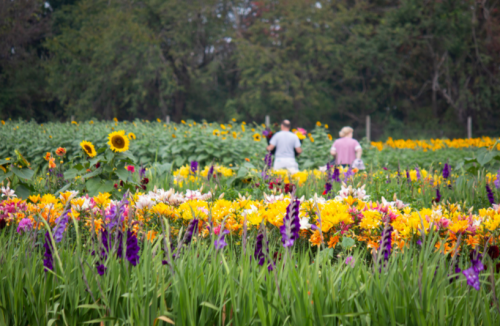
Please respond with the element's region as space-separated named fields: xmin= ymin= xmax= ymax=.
xmin=1 ymin=0 xmax=500 ymax=139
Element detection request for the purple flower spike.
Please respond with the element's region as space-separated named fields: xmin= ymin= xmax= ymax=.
xmin=343 ymin=167 xmax=354 ymax=182
xmin=462 ymin=253 xmax=484 ymax=291
xmin=450 ymin=264 xmax=461 ymax=284
xmin=53 ymin=211 xmax=69 ymax=243
xmin=190 ymin=161 xmax=198 ymax=174
xmin=323 ymin=182 xmax=332 ymax=196
xmin=183 ymin=219 xmax=199 ymax=245
xmin=279 ymin=199 xmax=301 ymax=248
xmin=416 ymin=239 xmax=422 ymax=246
xmin=43 ymin=232 xmax=54 ymax=272
xmin=96 ymin=264 xmax=107 ymax=276
xmin=486 ymin=185 xmax=495 ymax=205
xmin=379 ymin=224 xmax=393 ymax=262
xmin=443 ymin=163 xmax=450 ymax=179
xmin=265 ymin=152 xmax=272 ymax=168
xmin=434 ymin=188 xmax=441 ymax=203
xmin=254 ymin=232 xmax=272 ymax=271
xmin=332 ymin=167 xmax=340 ymax=183
xmin=406 ymin=169 xmax=411 ymax=183
xmin=139 ymin=166 xmax=146 ymax=179
xmin=126 ymin=230 xmax=140 ymax=266
xmin=17 ymin=218 xmax=33 ymax=234
xmin=207 ymin=165 xmax=214 ymax=181
xmin=215 ymin=229 xmax=229 ymax=250
xmin=415 ymin=165 xmax=421 ymax=181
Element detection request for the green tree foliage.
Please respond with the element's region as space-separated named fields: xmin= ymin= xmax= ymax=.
xmin=1 ymin=0 xmax=500 ymax=138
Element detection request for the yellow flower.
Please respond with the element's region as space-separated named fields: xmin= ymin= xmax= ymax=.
xmin=181 ymin=120 xmax=186 ymax=124
xmin=172 ymin=134 xmax=176 ymax=138
xmin=157 ymin=118 xmax=161 ymax=123
xmin=128 ymin=132 xmax=136 ymax=140
xmin=328 ymin=134 xmax=332 ymax=141
xmin=1 ymin=120 xmax=5 ymax=125
xmin=309 ymin=136 xmax=315 ymax=143
xmin=89 ymin=120 xmax=94 ymax=124
xmin=232 ymin=131 xmax=238 ymax=139
xmin=108 ymin=130 xmax=130 ymax=152
xmin=113 ymin=117 xmax=118 ymax=122
xmin=94 ymin=192 xmax=111 ymax=206
xmin=221 ymin=124 xmax=226 ymax=130
xmin=316 ymin=121 xmax=321 ymax=127
xmin=213 ymin=129 xmax=220 ymax=136
xmin=241 ymin=125 xmax=246 ymax=132
xmin=324 ymin=124 xmax=329 ymax=129
xmin=253 ymin=133 xmax=262 ymax=142
xmin=0 ymin=165 xmax=6 ymax=173
xmin=80 ymin=141 xmax=97 ymax=158
xmin=232 ymin=118 xmax=236 ymax=122
xmin=29 ymin=194 xmax=41 ymax=203
xmin=71 ymin=121 xmax=78 ymax=125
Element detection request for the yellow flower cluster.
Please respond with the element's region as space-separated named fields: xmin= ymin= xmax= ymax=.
xmin=371 ymin=136 xmax=500 ymax=151
xmin=4 ymin=188 xmax=500 ymax=255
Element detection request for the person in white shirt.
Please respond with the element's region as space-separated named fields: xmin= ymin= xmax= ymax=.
xmin=266 ymin=120 xmax=302 ymax=173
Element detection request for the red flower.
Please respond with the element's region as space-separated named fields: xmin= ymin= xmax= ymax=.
xmin=284 ymin=183 xmax=295 ymax=194
xmin=488 ymin=245 xmax=500 ymax=260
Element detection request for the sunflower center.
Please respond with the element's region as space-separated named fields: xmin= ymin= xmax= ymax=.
xmin=112 ymin=136 xmax=125 ymax=148
xmin=84 ymin=145 xmax=92 ymax=153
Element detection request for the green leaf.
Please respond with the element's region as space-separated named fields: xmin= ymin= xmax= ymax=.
xmin=0 ymin=171 xmax=13 ymax=183
xmin=85 ymin=177 xmax=102 ymax=195
xmin=10 ymin=166 xmax=34 ymax=180
xmin=115 ymin=167 xmax=130 ymax=181
xmin=341 ymin=237 xmax=355 ymax=249
xmin=15 ymin=184 xmax=31 ymax=199
xmin=64 ymin=168 xmax=79 ymax=180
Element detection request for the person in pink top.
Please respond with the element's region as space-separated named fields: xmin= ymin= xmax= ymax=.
xmin=330 ymin=126 xmax=364 ymax=168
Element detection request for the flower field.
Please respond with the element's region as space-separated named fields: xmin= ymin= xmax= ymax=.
xmin=1 ymin=119 xmax=500 ymax=324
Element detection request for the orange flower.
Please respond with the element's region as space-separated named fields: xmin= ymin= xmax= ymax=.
xmin=44 ymin=152 xmax=51 ymax=161
xmin=48 ymin=157 xmax=56 ymax=169
xmin=466 ymin=235 xmax=480 ymax=248
xmin=328 ymin=235 xmax=339 ymax=248
xmin=55 ymin=147 xmax=66 ymax=156
xmin=245 ymin=158 xmax=250 ymax=162
xmin=309 ymin=230 xmax=323 ymax=247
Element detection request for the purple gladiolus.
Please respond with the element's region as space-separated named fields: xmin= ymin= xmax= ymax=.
xmin=415 ymin=165 xmax=421 ymax=180
xmin=183 ymin=219 xmax=199 ymax=245
xmin=323 ymin=182 xmax=332 ymax=196
xmin=215 ymin=229 xmax=229 ymax=250
xmin=379 ymin=224 xmax=393 ymax=262
xmin=17 ymin=218 xmax=33 ymax=234
xmin=279 ymin=199 xmax=301 ymax=247
xmin=207 ymin=165 xmax=214 ymax=181
xmin=443 ymin=163 xmax=450 ymax=179
xmin=53 ymin=211 xmax=69 ymax=243
xmin=450 ymin=264 xmax=461 ymax=283
xmin=406 ymin=169 xmax=411 ymax=184
xmin=462 ymin=253 xmax=484 ymax=291
xmin=416 ymin=239 xmax=422 ymax=246
xmin=254 ymin=232 xmax=272 ymax=271
xmin=343 ymin=167 xmax=354 ymax=182
xmin=125 ymin=230 xmax=140 ymax=266
xmin=332 ymin=167 xmax=340 ymax=183
xmin=96 ymin=264 xmax=107 ymax=276
xmin=495 ymin=170 xmax=500 ymax=189
xmin=434 ymin=188 xmax=441 ymax=203
xmin=265 ymin=152 xmax=272 ymax=168
xmin=190 ymin=161 xmax=198 ymax=174
xmin=486 ymin=185 xmax=495 ymax=204
xmin=139 ymin=166 xmax=146 ymax=179
xmin=43 ymin=232 xmax=54 ymax=272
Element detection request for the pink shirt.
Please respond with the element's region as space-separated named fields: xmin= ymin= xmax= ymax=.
xmin=331 ymin=138 xmax=361 ymax=165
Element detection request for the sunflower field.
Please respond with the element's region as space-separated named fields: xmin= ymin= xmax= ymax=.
xmin=1 ymin=119 xmax=500 ymax=325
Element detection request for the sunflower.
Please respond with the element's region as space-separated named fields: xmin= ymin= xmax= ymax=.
xmin=108 ymin=130 xmax=130 ymax=152
xmin=328 ymin=134 xmax=333 ymax=141
xmin=316 ymin=121 xmax=322 ymax=127
xmin=232 ymin=131 xmax=238 ymax=139
xmin=253 ymin=133 xmax=262 ymax=142
xmin=80 ymin=140 xmax=97 ymax=157
xmin=213 ymin=129 xmax=220 ymax=136
xmin=241 ymin=125 xmax=246 ymax=132
xmin=128 ymin=132 xmax=137 ymax=140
